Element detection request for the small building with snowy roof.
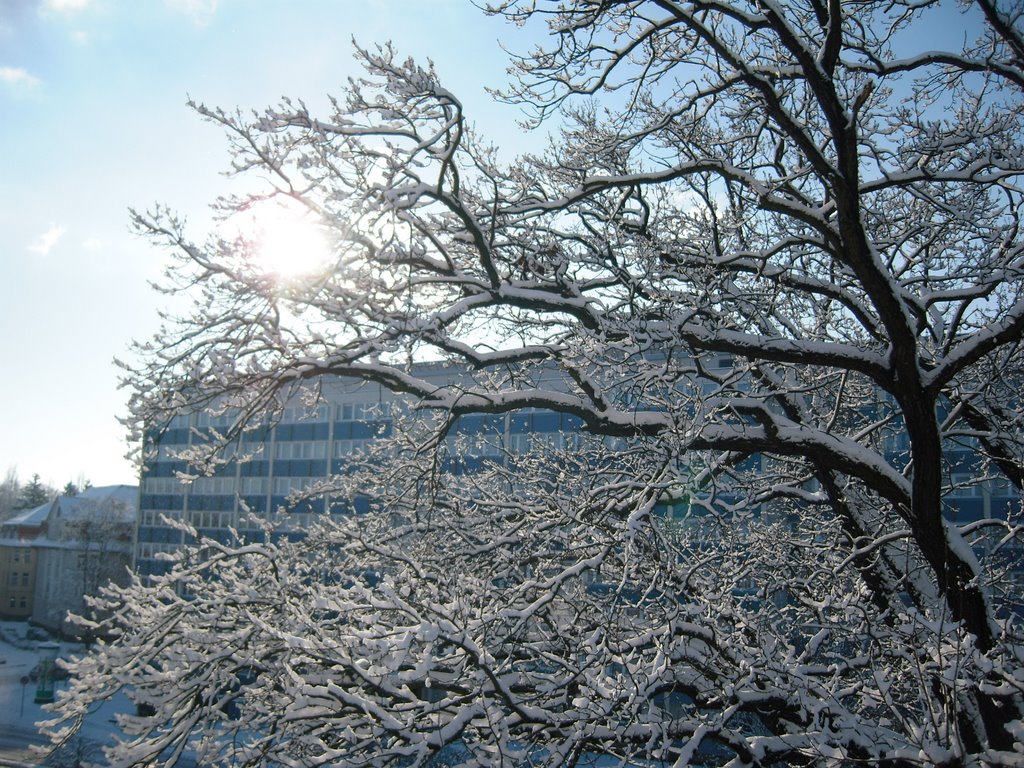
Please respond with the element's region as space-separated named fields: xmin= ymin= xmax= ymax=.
xmin=0 ymin=485 xmax=137 ymax=634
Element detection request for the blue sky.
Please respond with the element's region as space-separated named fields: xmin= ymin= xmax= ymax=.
xmin=0 ymin=0 xmax=532 ymax=487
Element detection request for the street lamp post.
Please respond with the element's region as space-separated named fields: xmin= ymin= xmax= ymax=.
xmin=20 ymin=675 xmax=29 ymax=716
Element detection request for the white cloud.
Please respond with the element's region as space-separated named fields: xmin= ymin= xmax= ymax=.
xmin=165 ymin=0 xmax=217 ymax=25
xmin=0 ymin=66 xmax=40 ymax=90
xmin=43 ymin=0 xmax=92 ymax=12
xmin=29 ymin=224 xmax=67 ymax=256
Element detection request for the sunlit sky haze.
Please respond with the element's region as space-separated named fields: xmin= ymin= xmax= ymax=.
xmin=0 ymin=0 xmax=538 ymax=489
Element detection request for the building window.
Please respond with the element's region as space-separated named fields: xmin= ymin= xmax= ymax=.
xmin=509 ymin=434 xmax=530 ymax=454
xmin=7 ymin=597 xmax=13 ymax=609
xmin=275 ymin=441 xmax=327 ymax=460
xmin=18 ymin=597 xmax=26 ymax=609
xmin=337 ymin=402 xmax=389 ymax=422
xmin=239 ymin=477 xmax=268 ymax=496
xmin=273 ymin=477 xmax=317 ymax=496
xmin=145 ymin=477 xmax=185 ymax=495
xmin=190 ymin=476 xmax=236 ymax=495
xmin=21 ymin=572 xmax=29 ymax=587
xmin=196 ymin=409 xmax=237 ymax=429
xmin=281 ymin=405 xmax=329 ymax=423
xmin=191 ymin=509 xmax=233 ymax=530
xmin=333 ymin=439 xmax=369 ymax=458
xmin=12 ymin=549 xmax=19 ymax=562
xmin=23 ymin=549 xmax=30 ymax=564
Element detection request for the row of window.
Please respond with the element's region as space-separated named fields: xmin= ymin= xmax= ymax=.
xmin=278 ymin=441 xmax=328 ymax=459
xmin=949 ymin=474 xmax=1017 ymax=499
xmin=150 ymin=429 xmax=584 ymax=486
xmin=7 ymin=595 xmax=27 ymax=610
xmin=137 ymin=542 xmax=181 ymax=561
xmin=149 ymin=436 xmax=380 ymax=470
xmin=333 ymin=439 xmax=376 ymax=457
xmin=504 ymin=432 xmax=585 ymax=454
xmin=279 ymin=405 xmax=333 ymax=423
xmin=191 ymin=407 xmax=332 ymax=429
xmin=178 ymin=403 xmax=591 ymax=429
xmin=139 ymin=508 xmax=183 ymax=527
xmin=192 ymin=510 xmax=233 ymax=529
xmin=137 ymin=507 xmax=329 ymax=551
xmin=7 ymin=571 xmax=29 ymax=587
xmin=145 ymin=477 xmax=185 ymax=495
xmin=240 ymin=477 xmax=268 ymax=495
xmin=172 ymin=402 xmax=395 ymax=430
xmin=190 ymin=476 xmax=238 ymax=496
xmin=151 ymin=442 xmax=253 ymax=461
xmin=148 ymin=475 xmax=341 ymax=497
xmin=146 ymin=452 xmax=1024 ymax=504
xmin=273 ymin=476 xmax=320 ymax=496
xmin=194 ymin=411 xmax=237 ymax=429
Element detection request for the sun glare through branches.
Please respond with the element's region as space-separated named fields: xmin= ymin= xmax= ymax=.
xmin=234 ymin=198 xmax=333 ymax=283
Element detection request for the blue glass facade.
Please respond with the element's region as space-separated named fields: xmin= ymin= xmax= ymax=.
xmin=135 ymin=375 xmax=592 ymax=578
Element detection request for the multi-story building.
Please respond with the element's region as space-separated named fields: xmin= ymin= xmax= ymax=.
xmin=136 ymin=368 xmax=592 ymax=578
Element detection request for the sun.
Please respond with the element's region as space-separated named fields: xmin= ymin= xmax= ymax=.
xmin=237 ymin=199 xmax=333 ymax=281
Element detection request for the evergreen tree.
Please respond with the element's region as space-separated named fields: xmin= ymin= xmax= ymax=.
xmin=17 ymin=473 xmax=53 ymax=511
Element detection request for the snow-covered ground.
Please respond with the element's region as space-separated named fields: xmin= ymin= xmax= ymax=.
xmin=0 ymin=621 xmax=132 ymax=766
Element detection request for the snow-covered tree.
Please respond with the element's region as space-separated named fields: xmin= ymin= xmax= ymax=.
xmin=0 ymin=466 xmax=21 ymax=520
xmin=46 ymin=1 xmax=1024 ymax=765
xmin=60 ymin=499 xmax=133 ymax=637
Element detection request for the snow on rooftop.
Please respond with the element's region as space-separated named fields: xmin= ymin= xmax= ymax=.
xmin=55 ymin=485 xmax=137 ymax=522
xmin=2 ymin=486 xmax=138 ymax=536
xmin=4 ymin=501 xmax=55 ymax=528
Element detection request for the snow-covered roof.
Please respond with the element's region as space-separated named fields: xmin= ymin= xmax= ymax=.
xmin=4 ymin=499 xmax=55 ymax=528
xmin=53 ymin=485 xmax=137 ymax=522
